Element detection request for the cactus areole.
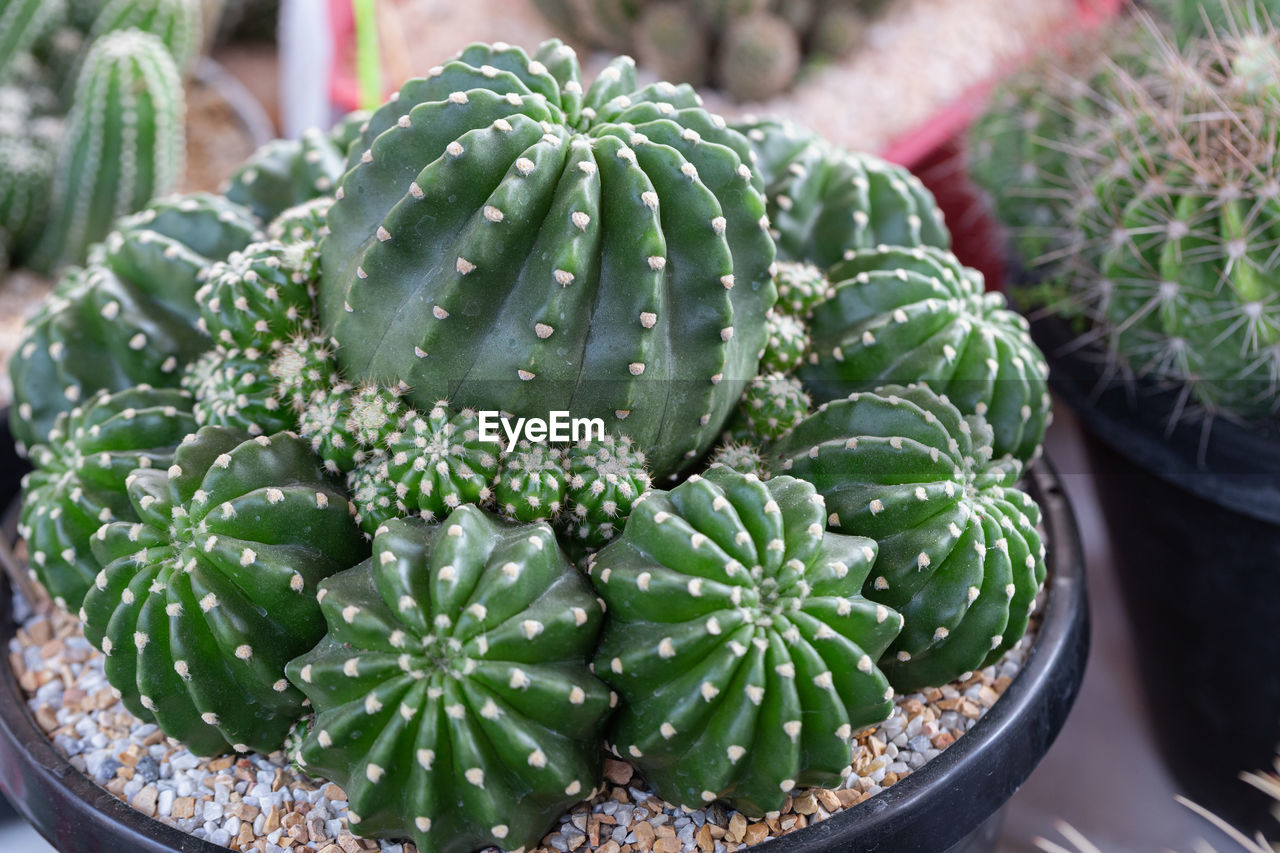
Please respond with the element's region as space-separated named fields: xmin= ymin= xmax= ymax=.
xmin=320 ymin=40 xmax=777 ymax=479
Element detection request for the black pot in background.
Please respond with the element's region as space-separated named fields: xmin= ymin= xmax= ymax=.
xmin=1032 ymin=315 xmax=1280 ymax=833
xmin=0 ymin=409 xmax=1088 ymax=853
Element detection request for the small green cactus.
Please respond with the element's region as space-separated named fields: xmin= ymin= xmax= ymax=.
xmin=587 ymin=466 xmax=901 ymax=815
xmin=772 ymin=260 xmax=830 ymax=318
xmin=383 ymin=402 xmax=502 ymax=523
xmin=267 ymin=333 xmax=335 ymax=414
xmin=18 ymin=386 xmax=196 ymax=610
xmin=182 ymin=347 xmax=295 ymax=436
xmin=562 ymin=434 xmax=652 ymax=547
xmin=267 ymin=196 xmax=333 ymax=246
xmin=0 ymin=0 xmax=65 ymax=78
xmin=82 ymin=426 xmax=367 ymax=756
xmin=195 ymin=241 xmax=317 ymax=351
xmin=224 ymin=127 xmax=346 ymax=222
xmin=716 ymin=11 xmax=801 ymax=103
xmin=347 ymin=454 xmax=400 ymax=535
xmin=298 ymin=382 xmax=405 ymax=476
xmin=321 ymin=40 xmax=776 ymax=479
xmin=760 ymin=310 xmax=809 ymax=375
xmin=799 ymin=244 xmax=1050 ymax=462
xmin=772 ymin=385 xmax=1047 ymax=691
xmin=35 ymin=29 xmax=185 ymax=271
xmin=0 ymin=133 xmax=55 ymax=259
xmin=810 ymin=4 xmax=867 ymax=60
xmin=86 ymin=0 xmax=203 ymax=71
xmin=286 ymin=509 xmax=612 ymax=853
xmin=731 ymin=372 xmax=810 ymax=442
xmin=633 ymin=2 xmax=708 ymax=87
xmin=736 ymin=117 xmax=951 ymax=268
xmin=707 ymin=439 xmax=769 ymax=478
xmin=496 ymin=440 xmax=567 ymax=523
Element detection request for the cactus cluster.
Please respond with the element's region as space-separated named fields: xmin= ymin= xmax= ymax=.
xmin=971 ymin=11 xmax=1280 ymax=423
xmin=534 ymin=0 xmax=892 ymax=102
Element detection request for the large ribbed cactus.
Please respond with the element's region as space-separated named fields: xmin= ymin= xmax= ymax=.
xmin=34 ymin=29 xmax=185 ymax=271
xmin=9 ymin=193 xmax=259 ymax=452
xmin=772 ymin=385 xmax=1047 ymax=691
xmin=320 ymin=40 xmax=777 ymax=478
xmin=587 ymin=467 xmax=901 ymax=815
xmin=82 ymin=427 xmax=366 ymax=756
xmin=799 ymin=245 xmax=1050 ymax=462
xmin=18 ymin=386 xmax=196 ymax=610
xmin=286 ymin=509 xmax=612 ymax=853
xmin=735 ymin=117 xmax=950 ymax=269
xmin=86 ymin=0 xmax=202 ymax=71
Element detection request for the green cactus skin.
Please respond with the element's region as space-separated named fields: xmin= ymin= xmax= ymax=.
xmin=384 ymin=403 xmax=502 ymax=523
xmin=286 ymin=509 xmax=613 ymax=853
xmin=562 ymin=435 xmax=652 ymax=548
xmin=182 ymin=348 xmax=295 ymax=437
xmin=268 ymin=197 xmax=333 ymax=246
xmin=18 ymin=386 xmax=196 ymax=610
xmin=0 ymin=133 xmax=55 ymax=258
xmin=298 ymin=382 xmax=406 ymax=475
xmin=9 ymin=192 xmax=260 ymax=453
xmin=736 ymin=117 xmax=950 ymax=269
xmin=283 ymin=713 xmax=313 ymax=776
xmin=708 ymin=439 xmax=768 ymax=478
xmin=798 ymin=245 xmax=1050 ymax=462
xmin=771 ymin=384 xmax=1047 ymax=692
xmin=348 ymin=454 xmax=400 ymax=536
xmin=321 ymin=40 xmax=777 ymax=479
xmin=35 ymin=29 xmax=185 ymax=271
xmin=195 ymin=241 xmax=316 ymax=351
xmin=716 ymin=12 xmax=801 ymax=103
xmin=0 ymin=0 xmax=65 ymax=79
xmin=224 ymin=127 xmax=346 ymax=223
xmin=82 ymin=427 xmax=367 ymax=756
xmin=760 ymin=309 xmax=808 ymax=375
xmin=268 ymin=333 xmax=336 ymax=415
xmin=67 ymin=0 xmax=110 ymax=30
xmin=586 ymin=466 xmax=901 ymax=816
xmin=86 ymin=0 xmax=203 ymax=71
xmin=496 ymin=440 xmax=567 ymax=523
xmin=327 ymin=109 xmax=372 ymax=158
xmin=732 ymin=372 xmax=809 ymax=442
xmin=772 ymin=260 xmax=830 ymax=318
xmin=633 ymin=2 xmax=709 ymax=88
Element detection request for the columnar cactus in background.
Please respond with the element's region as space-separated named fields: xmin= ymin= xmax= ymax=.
xmin=0 ymin=134 xmax=55 ymax=258
xmin=799 ymin=245 xmax=1050 ymax=462
xmin=18 ymin=386 xmax=197 ymax=609
xmin=321 ymin=40 xmax=776 ymax=478
xmin=735 ymin=118 xmax=951 ymax=269
xmin=0 ymin=0 xmax=66 ymax=76
xmin=86 ymin=0 xmax=203 ymax=71
xmin=772 ymin=385 xmax=1047 ymax=691
xmin=287 ymin=509 xmax=613 ymax=853
xmin=82 ymin=427 xmax=366 ymax=756
xmin=9 ymin=193 xmax=259 ymax=452
xmin=588 ymin=467 xmax=901 ymax=815
xmin=34 ymin=29 xmax=185 ymax=271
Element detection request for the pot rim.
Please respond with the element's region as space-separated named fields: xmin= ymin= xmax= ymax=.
xmin=1029 ymin=313 xmax=1280 ymax=526
xmin=0 ymin=443 xmax=1088 ymax=853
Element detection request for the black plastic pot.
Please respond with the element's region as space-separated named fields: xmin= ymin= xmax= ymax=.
xmin=0 ymin=413 xmax=1088 ymax=853
xmin=1032 ymin=315 xmax=1280 ymax=833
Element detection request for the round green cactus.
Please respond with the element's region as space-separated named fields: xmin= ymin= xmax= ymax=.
xmin=731 ymin=373 xmax=810 ymax=442
xmin=348 ymin=454 xmax=401 ymax=536
xmin=383 ymin=402 xmax=502 ymax=523
xmin=771 ymin=384 xmax=1047 ymax=691
xmin=82 ymin=426 xmax=367 ymax=756
xmin=760 ymin=309 xmax=808 ymax=375
xmin=9 ymin=192 xmax=259 ymax=453
xmin=798 ymin=244 xmax=1050 ymax=462
xmin=634 ymin=2 xmax=709 ymax=88
xmin=716 ymin=11 xmax=801 ymax=103
xmin=182 ymin=348 xmax=295 ymax=437
xmin=496 ymin=440 xmax=567 ymax=523
xmin=18 ymin=386 xmax=197 ymax=610
xmin=562 ymin=434 xmax=652 ymax=547
xmin=586 ymin=467 xmax=901 ymax=815
xmin=735 ymin=117 xmax=950 ymax=269
xmin=321 ymin=39 xmax=777 ymax=479
xmin=286 ymin=508 xmax=613 ymax=853
xmin=195 ymin=241 xmax=317 ymax=351
xmin=224 ymin=127 xmax=347 ymax=223
xmin=772 ymin=260 xmax=831 ymax=318
xmin=267 ymin=333 xmax=336 ymax=415
xmin=297 ymin=382 xmax=407 ymax=476
xmin=267 ymin=197 xmax=333 ymax=246
xmin=707 ymin=439 xmax=768 ymax=478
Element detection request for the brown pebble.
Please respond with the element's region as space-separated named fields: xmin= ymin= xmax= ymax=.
xmin=653 ymin=838 xmax=681 ymax=853
xmin=208 ymin=756 xmax=234 ymax=772
xmin=132 ymin=786 xmax=158 ymax=817
xmin=263 ymin=806 xmax=281 ymax=834
xmin=316 ymin=845 xmax=342 ymax=853
xmin=336 ymin=832 xmax=363 ymax=853
xmin=602 ymin=758 xmax=633 ymax=786
xmin=695 ymin=823 xmax=713 ymax=852
xmin=743 ymin=823 xmax=770 ymax=845
xmin=35 ymin=705 xmax=58 ymax=732
xmin=281 ymin=812 xmax=305 ymax=830
xmin=171 ymin=797 xmax=195 ymax=819
xmin=598 ymin=842 xmax=621 ymax=853
xmin=834 ymin=789 xmax=863 ymax=808
xmin=932 ymin=731 xmax=956 ymax=749
xmin=791 ymin=792 xmax=818 ymax=815
xmin=816 ymin=789 xmax=841 ymax=812
xmin=236 ymin=823 xmax=255 ymax=848
xmin=105 ymin=776 xmax=128 ymax=796
xmin=633 ymin=820 xmax=656 ymax=849
xmin=728 ymin=812 xmax=747 ymax=843
xmin=323 ymin=783 xmax=347 ymax=801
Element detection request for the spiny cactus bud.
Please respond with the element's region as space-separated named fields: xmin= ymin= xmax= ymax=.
xmin=182 ymin=347 xmax=294 ymax=437
xmin=347 ymin=454 xmax=400 ymax=535
xmin=587 ymin=467 xmax=901 ymax=815
xmin=760 ymin=309 xmax=808 ymax=375
xmin=267 ymin=197 xmax=333 ymax=246
xmin=716 ymin=11 xmax=801 ymax=102
xmin=35 ymin=29 xmax=185 ymax=271
xmin=496 ymin=440 xmax=567 ymax=523
xmin=87 ymin=0 xmax=203 ymax=72
xmin=268 ymin=333 xmax=335 ymax=414
xmin=800 ymin=244 xmax=1050 ymax=462
xmin=773 ymin=385 xmax=1047 ymax=691
xmin=707 ymin=439 xmax=769 ymax=478
xmin=731 ymin=372 xmax=810 ymax=442
xmin=772 ymin=260 xmax=831 ymax=318
xmin=286 ymin=509 xmax=612 ymax=853
xmin=83 ymin=426 xmax=367 ymax=756
xmin=18 ymin=386 xmax=196 ymax=610
xmin=322 ymin=40 xmax=776 ymax=479
xmin=195 ymin=241 xmax=317 ymax=351
xmin=384 ymin=402 xmax=502 ymax=523
xmin=224 ymin=127 xmax=346 ymax=223
xmin=562 ymin=434 xmax=652 ymax=547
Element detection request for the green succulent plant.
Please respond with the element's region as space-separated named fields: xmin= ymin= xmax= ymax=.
xmin=496 ymin=441 xmax=567 ymax=523
xmin=760 ymin=309 xmax=808 ymax=375
xmin=82 ymin=426 xmax=367 ymax=755
xmin=561 ymin=434 xmax=652 ymax=547
xmin=195 ymin=240 xmax=317 ymax=351
xmin=772 ymin=260 xmax=831 ymax=318
xmin=634 ymin=2 xmax=709 ymax=87
xmin=182 ymin=347 xmax=296 ymax=436
xmin=382 ymin=402 xmax=502 ymax=523
xmin=0 ymin=0 xmax=65 ymax=78
xmin=85 ymin=0 xmax=202 ymax=71
xmin=320 ymin=40 xmax=777 ymax=479
xmin=0 ymin=133 xmax=55 ymax=261
xmin=224 ymin=126 xmax=347 ymax=223
xmin=717 ymin=11 xmax=801 ymax=102
xmin=799 ymin=244 xmax=1050 ymax=462
xmin=287 ymin=508 xmax=612 ymax=853
xmin=18 ymin=386 xmax=197 ymax=610
xmin=587 ymin=466 xmax=901 ymax=815
xmin=772 ymin=384 xmax=1047 ymax=691
xmin=708 ymin=439 xmax=769 ymax=478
